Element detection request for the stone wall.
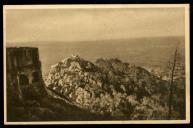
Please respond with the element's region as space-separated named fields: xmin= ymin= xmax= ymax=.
xmin=6 ymin=47 xmax=47 ymax=105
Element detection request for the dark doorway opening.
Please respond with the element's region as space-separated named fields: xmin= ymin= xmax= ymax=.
xmin=32 ymin=72 xmax=39 ymax=82
xmin=19 ymin=74 xmax=29 ymax=86
xmin=19 ymin=74 xmax=29 ymax=99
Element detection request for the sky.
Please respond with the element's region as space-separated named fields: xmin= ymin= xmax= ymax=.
xmin=5 ymin=7 xmax=185 ymax=43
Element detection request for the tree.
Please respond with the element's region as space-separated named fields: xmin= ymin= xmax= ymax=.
xmin=168 ymin=48 xmax=178 ymax=119
xmin=167 ymin=46 xmax=185 ymax=119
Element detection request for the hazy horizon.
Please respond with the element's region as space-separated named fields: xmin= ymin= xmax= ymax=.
xmin=6 ymin=35 xmax=184 ymax=44
xmin=6 ymin=36 xmax=185 ymax=75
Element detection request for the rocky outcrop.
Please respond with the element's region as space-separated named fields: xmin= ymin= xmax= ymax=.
xmin=45 ymin=55 xmax=169 ymax=119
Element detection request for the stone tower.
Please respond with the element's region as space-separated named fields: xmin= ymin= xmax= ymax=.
xmin=6 ymin=47 xmax=47 ymax=105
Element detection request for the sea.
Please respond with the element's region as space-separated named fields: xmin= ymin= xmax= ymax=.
xmin=6 ymin=36 xmax=185 ymax=76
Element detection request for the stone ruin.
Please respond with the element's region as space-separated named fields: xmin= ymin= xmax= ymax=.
xmin=6 ymin=47 xmax=47 ymax=106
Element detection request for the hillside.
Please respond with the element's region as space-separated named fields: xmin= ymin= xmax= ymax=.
xmin=45 ymin=55 xmax=172 ymax=119
xmin=6 ymin=46 xmax=185 ymax=121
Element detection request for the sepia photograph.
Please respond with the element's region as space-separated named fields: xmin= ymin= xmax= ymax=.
xmin=3 ymin=4 xmax=190 ymax=124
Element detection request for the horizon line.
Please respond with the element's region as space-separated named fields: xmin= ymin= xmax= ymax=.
xmin=6 ymin=35 xmax=185 ymax=44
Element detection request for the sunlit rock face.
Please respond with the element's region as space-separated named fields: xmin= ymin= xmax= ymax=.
xmin=45 ymin=55 xmax=169 ymax=119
